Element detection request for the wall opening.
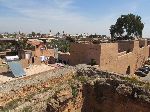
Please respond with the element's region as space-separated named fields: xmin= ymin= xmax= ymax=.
xmin=118 ymin=41 xmax=134 ymax=53
xmin=32 ymin=57 xmax=34 ymax=63
xmin=139 ymin=40 xmax=145 ymax=48
xmin=91 ymin=59 xmax=97 ymax=66
xmin=126 ymin=49 xmax=131 ymax=53
xmin=126 ymin=66 xmax=130 ymax=75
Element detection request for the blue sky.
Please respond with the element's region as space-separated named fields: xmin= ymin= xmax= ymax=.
xmin=0 ymin=0 xmax=150 ymax=37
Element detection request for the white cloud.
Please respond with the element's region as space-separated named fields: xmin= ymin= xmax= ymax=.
xmin=0 ymin=0 xmax=96 ymax=34
xmin=53 ymin=0 xmax=74 ymax=8
xmin=0 ymin=0 xmax=149 ymax=37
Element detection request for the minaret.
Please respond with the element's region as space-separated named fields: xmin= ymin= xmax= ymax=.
xmin=49 ymin=30 xmax=53 ymax=36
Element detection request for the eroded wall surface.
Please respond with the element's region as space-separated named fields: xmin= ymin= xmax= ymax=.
xmin=0 ymin=65 xmax=150 ymax=112
xmin=70 ymin=43 xmax=101 ymax=65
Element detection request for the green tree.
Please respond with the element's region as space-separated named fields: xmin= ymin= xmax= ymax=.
xmin=56 ymin=32 xmax=60 ymax=37
xmin=66 ymin=36 xmax=75 ymax=42
xmin=110 ymin=14 xmax=144 ymax=40
xmin=37 ymin=33 xmax=41 ymax=36
xmin=16 ymin=39 xmax=35 ymax=50
xmin=31 ymin=32 xmax=36 ymax=37
xmin=48 ymin=39 xmax=70 ymax=53
xmin=0 ymin=34 xmax=3 ymax=38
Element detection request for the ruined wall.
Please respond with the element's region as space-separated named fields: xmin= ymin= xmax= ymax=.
xmin=77 ymin=65 xmax=150 ymax=112
xmin=58 ymin=52 xmax=70 ymax=64
xmin=139 ymin=40 xmax=146 ymax=48
xmin=70 ymin=43 xmax=101 ymax=65
xmin=117 ymin=52 xmax=134 ymax=74
xmin=147 ymin=40 xmax=150 ymax=57
xmin=82 ymin=82 xmax=150 ymax=112
xmin=116 ymin=40 xmax=149 ymax=75
xmin=69 ymin=40 xmax=149 ymax=75
xmin=118 ymin=40 xmax=134 ymax=53
xmin=1 ymin=65 xmax=150 ymax=112
xmin=99 ymin=43 xmax=118 ymax=72
xmin=0 ymin=67 xmax=77 ymax=112
xmin=100 ymin=40 xmax=149 ymax=75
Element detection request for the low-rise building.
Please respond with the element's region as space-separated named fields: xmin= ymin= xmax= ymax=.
xmin=58 ymin=51 xmax=70 ymax=64
xmin=68 ymin=39 xmax=149 ymax=75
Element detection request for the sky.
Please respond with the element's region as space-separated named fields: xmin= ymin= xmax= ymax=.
xmin=0 ymin=0 xmax=150 ymax=37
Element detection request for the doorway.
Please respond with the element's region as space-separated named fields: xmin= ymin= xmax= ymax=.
xmin=126 ymin=66 xmax=130 ymax=75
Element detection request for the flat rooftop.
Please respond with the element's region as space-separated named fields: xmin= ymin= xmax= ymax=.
xmin=0 ymin=64 xmax=61 ymax=84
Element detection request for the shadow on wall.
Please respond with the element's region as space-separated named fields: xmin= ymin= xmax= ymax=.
xmin=118 ymin=41 xmax=134 ymax=53
xmin=139 ymin=40 xmax=145 ymax=48
xmin=48 ymin=56 xmax=55 ymax=64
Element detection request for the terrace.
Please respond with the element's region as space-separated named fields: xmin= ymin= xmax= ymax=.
xmin=0 ymin=63 xmax=64 ymax=84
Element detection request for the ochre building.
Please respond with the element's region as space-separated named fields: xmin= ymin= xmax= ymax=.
xmin=68 ymin=40 xmax=150 ymax=75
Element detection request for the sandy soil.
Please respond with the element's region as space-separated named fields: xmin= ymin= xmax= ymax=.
xmin=0 ymin=64 xmax=56 ymax=84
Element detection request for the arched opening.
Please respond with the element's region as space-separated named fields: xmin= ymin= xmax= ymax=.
xmin=126 ymin=66 xmax=130 ymax=75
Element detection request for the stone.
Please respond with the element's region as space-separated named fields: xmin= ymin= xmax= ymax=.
xmin=116 ymin=84 xmax=132 ymax=96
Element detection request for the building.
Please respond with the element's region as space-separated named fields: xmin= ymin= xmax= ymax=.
xmin=67 ymin=39 xmax=149 ymax=75
xmin=0 ymin=39 xmax=56 ymax=74
xmin=58 ymin=51 xmax=70 ymax=64
xmin=27 ymin=39 xmax=53 ymax=57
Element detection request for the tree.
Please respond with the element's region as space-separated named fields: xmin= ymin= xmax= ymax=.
xmin=37 ymin=33 xmax=41 ymax=36
xmin=32 ymin=32 xmax=36 ymax=37
xmin=66 ymin=36 xmax=75 ymax=42
xmin=110 ymin=14 xmax=144 ymax=40
xmin=56 ymin=32 xmax=60 ymax=37
xmin=0 ymin=34 xmax=3 ymax=38
xmin=48 ymin=39 xmax=70 ymax=53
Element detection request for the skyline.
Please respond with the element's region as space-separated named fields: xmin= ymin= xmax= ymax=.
xmin=0 ymin=0 xmax=150 ymax=37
